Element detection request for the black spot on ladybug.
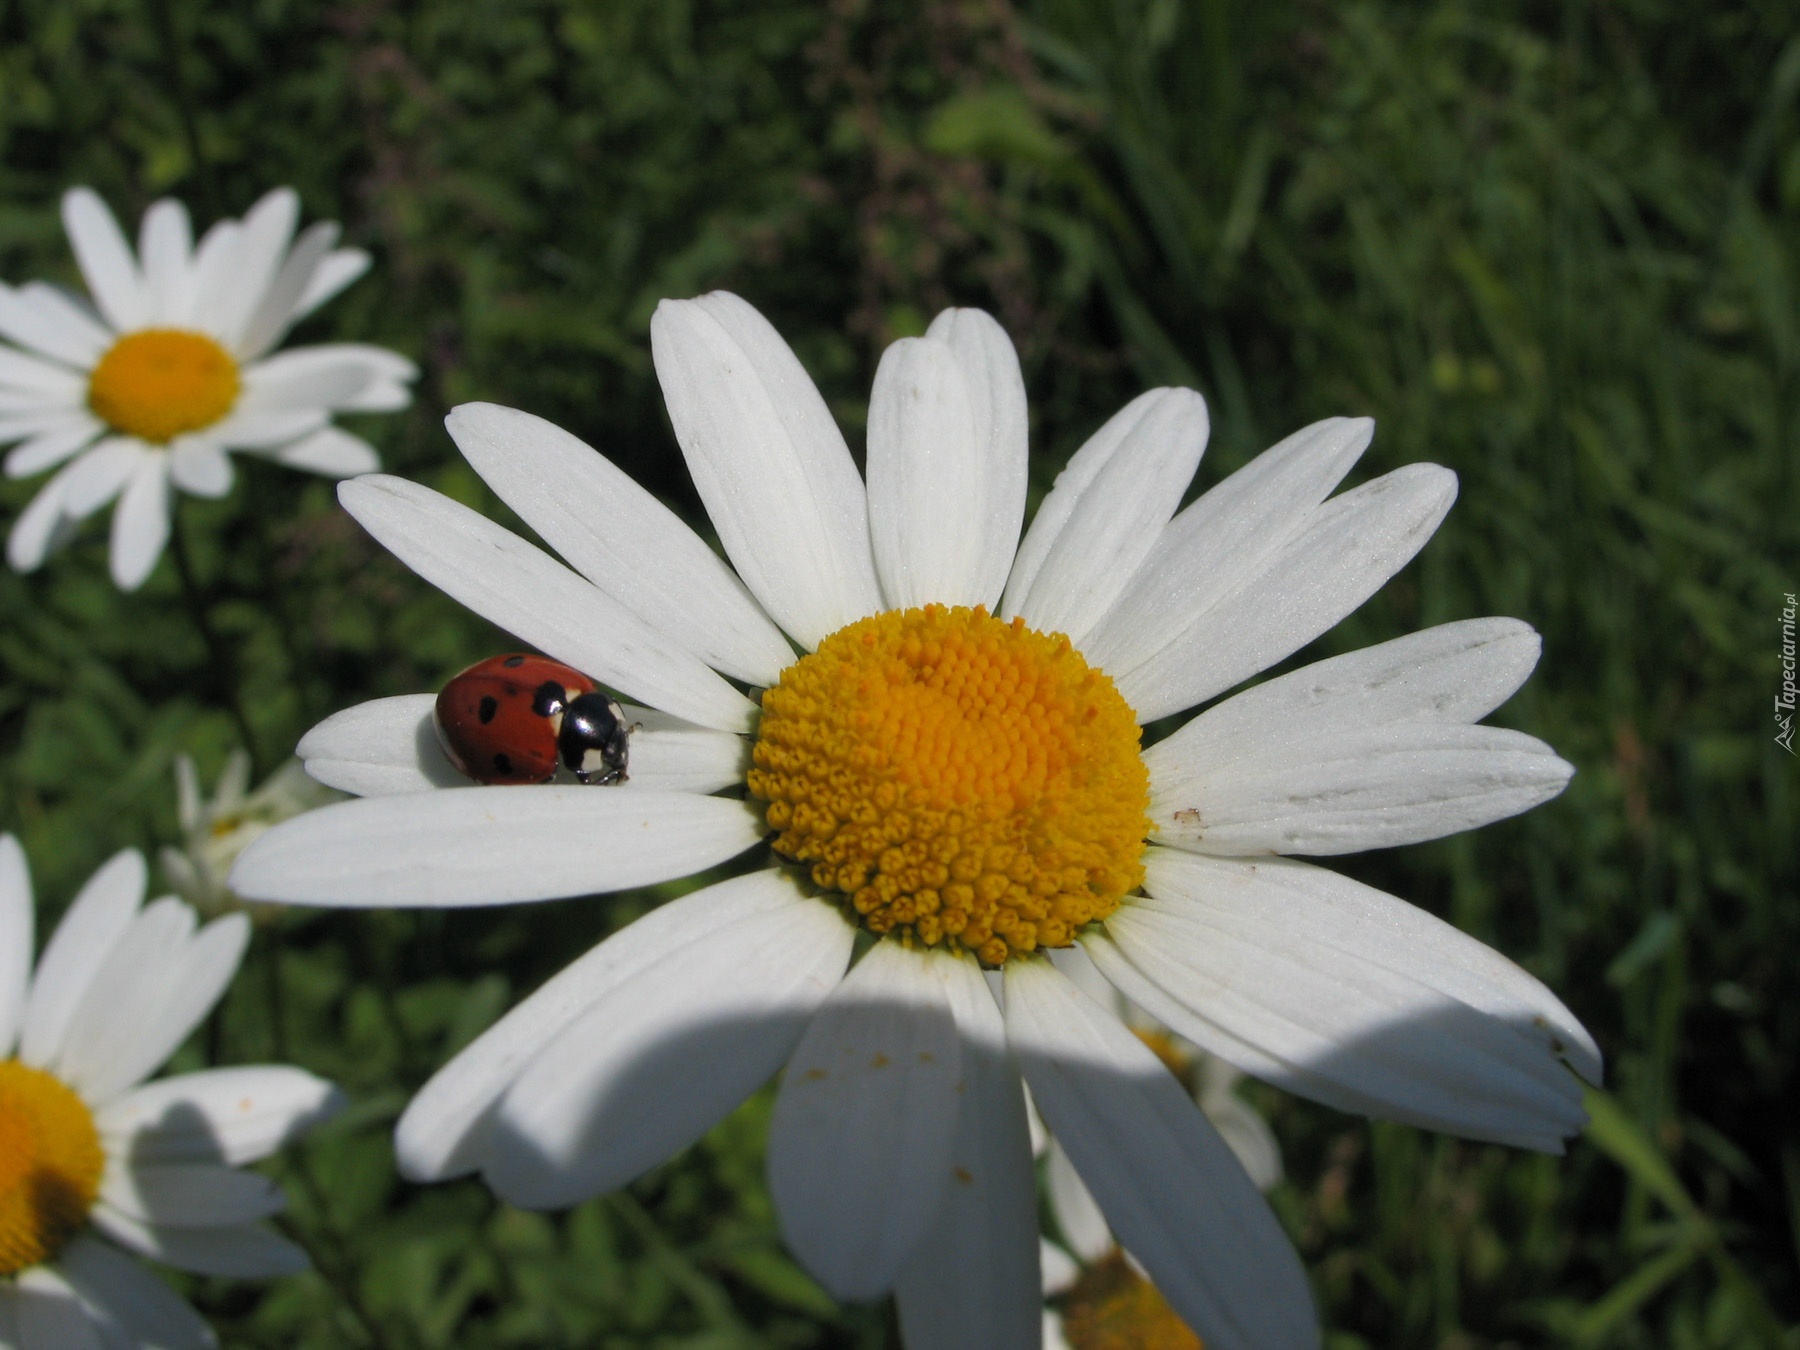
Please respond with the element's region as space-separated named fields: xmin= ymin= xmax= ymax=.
xmin=502 ymin=655 xmax=525 ymax=667
xmin=477 ymin=696 xmax=499 ymax=724
xmin=532 ymin=681 xmax=569 ymax=718
xmin=493 ymin=753 xmax=514 ymax=776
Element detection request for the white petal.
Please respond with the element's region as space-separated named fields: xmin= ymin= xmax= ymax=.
xmin=61 ymin=440 xmax=143 ymax=518
xmin=61 ymin=189 xmax=149 ymax=332
xmin=92 ymin=1210 xmax=307 ymax=1278
xmin=11 ymin=1267 xmax=103 ymax=1350
xmin=339 ymin=376 xmax=411 ymax=412
xmin=100 ymin=1161 xmax=286 ymax=1227
xmin=447 ymin=403 xmax=794 ymax=686
xmin=228 ymin=786 xmax=764 ymax=907
xmin=767 ymin=941 xmax=963 ymax=1301
xmin=98 ymin=1065 xmax=344 ymax=1166
xmin=237 ymin=348 xmax=371 ymax=412
xmin=185 ymin=220 xmax=242 ymax=333
xmin=304 ymin=694 xmax=746 ymax=799
xmin=1151 ymin=721 xmax=1572 ymax=856
xmin=866 ymin=328 xmax=1020 ymax=610
xmin=611 ymin=705 xmax=752 ymax=793
xmin=0 ymin=385 xmax=81 ymax=416
xmin=7 ymin=466 xmax=80 ymax=571
xmin=1008 ymin=388 xmax=1208 ymax=645
xmin=1146 ymin=618 xmax=1546 ymax=774
xmin=0 ymin=409 xmax=88 ymax=441
xmin=50 ymin=896 xmax=197 ymax=1100
xmin=69 ymin=912 xmax=250 ymax=1104
xmin=481 ymin=877 xmax=854 ymax=1207
xmin=0 ymin=344 xmax=88 ymax=394
xmin=5 ymin=417 xmax=104 ymax=478
xmin=200 ymin=188 xmax=298 ymax=347
xmin=15 ymin=283 xmax=114 ymax=359
xmin=137 ymin=200 xmax=195 ymax=326
xmin=1087 ymin=848 xmax=1600 ymax=1147
xmin=296 ymin=694 xmax=468 ymax=796
xmin=167 ymin=438 xmax=234 ymax=498
xmin=233 ymin=220 xmax=339 ymax=360
xmin=267 ymin=426 xmax=379 ymax=477
xmin=893 ymin=954 xmax=1040 ymax=1350
xmin=1002 ymin=390 xmax=1199 ymax=617
xmin=55 ymin=1237 xmax=217 ymax=1350
xmin=20 ymin=849 xmax=146 ymax=1068
xmin=240 ymin=344 xmax=414 ymax=411
xmin=174 ymin=755 xmax=203 ymax=825
xmin=1045 ymin=1137 xmax=1111 ymax=1262
xmin=397 ymin=870 xmax=833 ymax=1181
xmin=0 ymin=835 xmax=30 ymax=1057
xmin=1198 ymin=1064 xmax=1284 ymax=1192
xmin=0 ymin=282 xmax=110 ymax=367
xmin=205 ymin=406 xmax=327 ymax=450
xmin=300 ymin=698 xmax=759 ymax=802
xmin=1004 ymin=958 xmax=1319 ymax=1350
xmin=108 ymin=452 xmax=173 ymax=591
xmin=1039 ymin=1239 xmax=1080 ymax=1296
xmin=292 ymin=249 xmax=369 ymax=321
xmin=924 ymin=307 xmax=1029 ymax=604
xmin=1082 ymin=416 xmax=1371 ymax=684
xmin=651 ymin=292 xmax=882 ymax=648
xmin=339 ymin=474 xmax=755 ymax=732
xmin=1109 ymin=461 xmax=1458 ymax=722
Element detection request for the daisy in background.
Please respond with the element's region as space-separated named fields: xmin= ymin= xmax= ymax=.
xmin=161 ymin=750 xmax=339 ymax=918
xmin=232 ymin=292 xmax=1599 ymax=1350
xmin=1036 ymin=947 xmax=1282 ymax=1350
xmin=1 ymin=186 xmax=416 ymax=590
xmin=0 ymin=834 xmax=341 ymax=1348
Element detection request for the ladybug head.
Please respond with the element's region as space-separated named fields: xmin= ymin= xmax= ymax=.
xmin=558 ymin=691 xmax=631 ymax=785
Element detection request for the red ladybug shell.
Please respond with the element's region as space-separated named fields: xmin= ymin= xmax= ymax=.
xmin=434 ymin=653 xmax=597 ymax=785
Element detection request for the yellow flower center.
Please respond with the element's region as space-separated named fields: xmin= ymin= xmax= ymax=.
xmin=0 ymin=1059 xmax=105 ymax=1276
xmin=1060 ymin=1250 xmax=1204 ymax=1350
xmin=749 ymin=604 xmax=1149 ymax=967
xmin=87 ymin=328 xmax=240 ymax=443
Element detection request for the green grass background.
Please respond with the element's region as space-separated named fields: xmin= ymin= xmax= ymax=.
xmin=1 ymin=0 xmax=1795 ymax=1345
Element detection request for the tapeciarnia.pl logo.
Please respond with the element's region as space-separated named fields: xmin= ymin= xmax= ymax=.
xmin=1778 ymin=591 xmax=1797 ymax=755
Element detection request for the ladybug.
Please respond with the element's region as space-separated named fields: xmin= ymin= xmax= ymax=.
xmin=433 ymin=653 xmax=631 ymax=786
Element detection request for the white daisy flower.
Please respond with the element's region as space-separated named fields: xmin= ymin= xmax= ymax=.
xmin=0 ymin=834 xmax=342 ymax=1349
xmin=1 ymin=186 xmax=417 ymax=590
xmin=230 ymin=292 xmax=1599 ymax=1350
xmin=160 ymin=751 xmax=340 ymax=918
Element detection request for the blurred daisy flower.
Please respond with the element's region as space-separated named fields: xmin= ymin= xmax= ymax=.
xmin=160 ymin=751 xmax=339 ymax=918
xmin=233 ymin=292 xmax=1598 ymax=1350
xmin=0 ymin=835 xmax=341 ymax=1348
xmin=1 ymin=187 xmax=416 ymax=590
xmin=1036 ymin=949 xmax=1281 ymax=1350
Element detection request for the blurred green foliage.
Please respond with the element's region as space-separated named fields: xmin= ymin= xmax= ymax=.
xmin=1 ymin=0 xmax=1795 ymax=1345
